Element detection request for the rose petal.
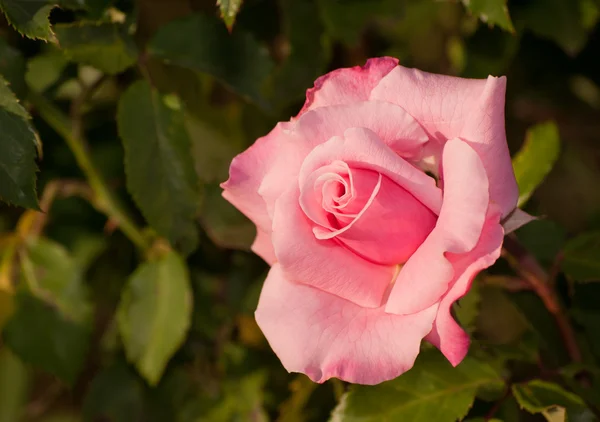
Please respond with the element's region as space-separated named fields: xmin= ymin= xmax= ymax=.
xmin=251 ymin=228 xmax=276 ymax=265
xmin=255 ymin=263 xmax=438 ymax=385
xmin=221 ymin=123 xmax=292 ymax=255
xmin=299 ymin=127 xmax=442 ymax=214
xmin=385 ymin=138 xmax=489 ymax=315
xmin=272 ymin=185 xmax=395 ymax=309
xmin=370 ymin=66 xmax=519 ymax=216
xmin=259 ymin=101 xmax=432 ymax=222
xmin=426 ymin=210 xmax=504 ymax=365
xmin=298 ymin=57 xmax=398 ymax=116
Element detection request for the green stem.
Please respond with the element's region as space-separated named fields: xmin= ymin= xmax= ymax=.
xmin=30 ymin=93 xmax=150 ymax=252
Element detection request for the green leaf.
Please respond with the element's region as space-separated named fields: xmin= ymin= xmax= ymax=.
xmin=317 ymin=0 xmax=400 ymax=46
xmin=0 ymin=0 xmax=55 ymax=40
xmin=0 ymin=76 xmax=39 ymax=209
xmin=117 ymin=80 xmax=200 ymax=254
xmin=517 ymin=0 xmax=590 ymax=55
xmin=199 ymin=184 xmax=255 ymax=250
xmin=512 ymin=380 xmax=586 ymax=421
xmin=0 ymin=348 xmax=30 ymax=422
xmin=3 ymin=238 xmax=93 ymax=383
xmin=271 ymin=0 xmax=329 ymax=107
xmin=117 ymin=250 xmax=193 ymax=386
xmin=204 ymin=372 xmax=268 ymax=421
xmin=454 ymin=278 xmax=481 ymax=334
xmin=217 ymin=0 xmax=243 ymax=30
xmin=330 ymin=350 xmax=503 ymax=422
xmin=512 ymin=121 xmax=560 ymax=207
xmin=25 ymin=49 xmax=69 ymax=92
xmin=516 ymin=219 xmax=566 ymax=267
xmin=54 ymin=22 xmax=138 ymax=75
xmin=0 ymin=38 xmax=26 ymax=98
xmin=82 ymin=361 xmax=145 ymax=422
xmin=148 ymin=14 xmax=273 ymax=107
xmin=562 ymin=231 xmax=600 ymax=281
xmin=462 ymin=0 xmax=515 ymax=32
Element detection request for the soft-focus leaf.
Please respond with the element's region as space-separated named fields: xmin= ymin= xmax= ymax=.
xmin=54 ymin=22 xmax=138 ymax=75
xmin=0 ymin=76 xmax=39 ymax=209
xmin=0 ymin=348 xmax=30 ymax=422
xmin=117 ymin=80 xmax=200 ymax=255
xmin=148 ymin=14 xmax=273 ymax=107
xmin=271 ymin=0 xmax=329 ymax=107
xmin=330 ymin=350 xmax=503 ymax=422
xmin=278 ymin=375 xmax=319 ymax=422
xmin=562 ymin=231 xmax=600 ymax=282
xmin=0 ymin=38 xmax=26 ymax=98
xmin=516 ymin=219 xmax=566 ymax=267
xmin=512 ymin=380 xmax=586 ymax=421
xmin=512 ymin=121 xmax=560 ymax=207
xmin=454 ymin=277 xmax=481 ymax=334
xmin=517 ymin=0 xmax=590 ymax=55
xmin=0 ymin=0 xmax=55 ymax=40
xmin=25 ymin=49 xmax=69 ymax=92
xmin=462 ymin=0 xmax=514 ymax=32
xmin=3 ymin=238 xmax=93 ymax=383
xmin=204 ymin=372 xmax=268 ymax=421
xmin=199 ymin=184 xmax=255 ymax=251
xmin=217 ymin=0 xmax=243 ymax=30
xmin=83 ymin=361 xmax=145 ymax=422
xmin=117 ymin=250 xmax=192 ymax=386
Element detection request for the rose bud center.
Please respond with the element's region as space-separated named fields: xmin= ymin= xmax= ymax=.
xmin=300 ymin=160 xmax=437 ymax=265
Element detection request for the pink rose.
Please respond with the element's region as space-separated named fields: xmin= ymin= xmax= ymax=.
xmin=222 ymin=57 xmax=528 ymax=385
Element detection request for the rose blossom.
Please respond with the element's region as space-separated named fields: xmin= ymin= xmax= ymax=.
xmin=221 ymin=57 xmax=531 ymax=385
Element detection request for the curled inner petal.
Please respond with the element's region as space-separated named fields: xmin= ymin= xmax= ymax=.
xmin=300 ymin=161 xmax=437 ymax=266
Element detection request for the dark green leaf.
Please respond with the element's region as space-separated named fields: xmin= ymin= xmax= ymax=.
xmin=330 ymin=350 xmax=503 ymax=422
xmin=0 ymin=0 xmax=55 ymax=40
xmin=454 ymin=278 xmax=481 ymax=334
xmin=0 ymin=38 xmax=26 ymax=98
xmin=516 ymin=0 xmax=590 ymax=55
xmin=83 ymin=361 xmax=145 ymax=422
xmin=516 ymin=219 xmax=566 ymax=267
xmin=117 ymin=250 xmax=193 ymax=386
xmin=512 ymin=380 xmax=586 ymax=420
xmin=562 ymin=231 xmax=600 ymax=282
xmin=204 ymin=372 xmax=268 ymax=421
xmin=25 ymin=49 xmax=69 ymax=92
xmin=117 ymin=80 xmax=200 ymax=254
xmin=0 ymin=76 xmax=39 ymax=209
xmin=512 ymin=121 xmax=560 ymax=207
xmin=217 ymin=0 xmax=243 ymax=30
xmin=148 ymin=14 xmax=273 ymax=107
xmin=3 ymin=238 xmax=93 ymax=383
xmin=54 ymin=22 xmax=138 ymax=75
xmin=199 ymin=184 xmax=255 ymax=250
xmin=271 ymin=0 xmax=329 ymax=107
xmin=462 ymin=0 xmax=514 ymax=32
xmin=317 ymin=0 xmax=400 ymax=46
xmin=0 ymin=348 xmax=30 ymax=422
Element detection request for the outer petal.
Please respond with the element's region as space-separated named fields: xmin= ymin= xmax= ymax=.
xmin=272 ymin=185 xmax=395 ymax=309
xmin=255 ymin=264 xmax=438 ymax=385
xmin=251 ymin=228 xmax=276 ymax=265
xmin=221 ymin=123 xmax=292 ymax=258
xmin=298 ymin=57 xmax=398 ymax=116
xmin=385 ymin=138 xmax=489 ymax=315
xmin=426 ymin=210 xmax=504 ymax=365
xmin=370 ymin=66 xmax=518 ymax=216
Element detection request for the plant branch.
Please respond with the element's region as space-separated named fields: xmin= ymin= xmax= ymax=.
xmin=502 ymin=235 xmax=582 ymax=363
xmin=29 ymin=92 xmax=150 ymax=253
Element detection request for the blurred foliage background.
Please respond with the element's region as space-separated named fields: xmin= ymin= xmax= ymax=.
xmin=0 ymin=0 xmax=600 ymax=421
